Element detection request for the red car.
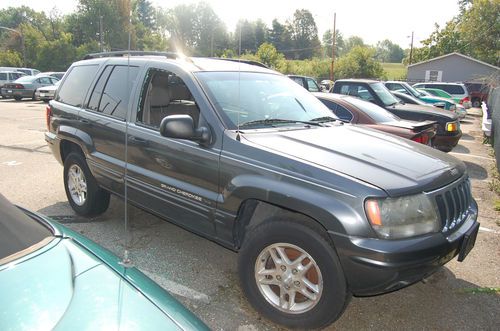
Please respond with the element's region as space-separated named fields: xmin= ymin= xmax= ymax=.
xmin=314 ymin=92 xmax=437 ymax=145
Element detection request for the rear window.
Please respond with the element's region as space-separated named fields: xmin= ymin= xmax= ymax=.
xmin=347 ymin=96 xmax=400 ymax=123
xmin=56 ymin=65 xmax=99 ymax=107
xmin=426 ymin=84 xmax=465 ymax=95
xmin=0 ymin=194 xmax=53 ymax=263
xmin=86 ymin=65 xmax=139 ymax=120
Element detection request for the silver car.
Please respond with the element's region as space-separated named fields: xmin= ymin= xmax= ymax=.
xmin=1 ymin=75 xmax=59 ymax=101
xmin=35 ymin=80 xmax=60 ymax=102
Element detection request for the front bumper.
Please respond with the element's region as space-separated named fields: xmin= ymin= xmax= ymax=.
xmin=432 ymin=130 xmax=462 ymax=152
xmin=329 ymin=209 xmax=478 ymax=296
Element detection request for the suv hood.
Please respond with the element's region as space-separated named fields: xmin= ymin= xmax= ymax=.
xmin=389 ymin=102 xmax=458 ymax=120
xmin=242 ymin=125 xmax=465 ymax=196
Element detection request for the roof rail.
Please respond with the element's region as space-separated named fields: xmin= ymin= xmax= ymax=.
xmin=214 ymin=58 xmax=269 ymax=68
xmin=83 ymin=51 xmax=181 ymax=60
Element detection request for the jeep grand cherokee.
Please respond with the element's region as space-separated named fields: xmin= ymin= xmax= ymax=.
xmin=45 ymin=52 xmax=479 ymax=329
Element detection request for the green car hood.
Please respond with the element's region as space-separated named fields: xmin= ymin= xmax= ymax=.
xmin=0 ymin=214 xmax=208 ymax=331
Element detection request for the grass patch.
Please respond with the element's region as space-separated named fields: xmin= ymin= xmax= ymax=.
xmin=459 ymin=287 xmax=500 ymax=294
xmin=380 ymin=62 xmax=407 ymax=80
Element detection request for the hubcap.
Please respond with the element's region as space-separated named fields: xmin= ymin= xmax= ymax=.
xmin=255 ymin=243 xmax=323 ymax=314
xmin=67 ymin=164 xmax=87 ymax=206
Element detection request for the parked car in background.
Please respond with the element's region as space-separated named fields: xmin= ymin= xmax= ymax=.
xmin=288 ymin=74 xmax=321 ymax=92
xmin=36 ymin=71 xmax=66 ymax=80
xmin=315 ymin=92 xmax=437 ymax=145
xmin=0 ymin=71 xmax=26 ymax=95
xmin=384 ymin=81 xmax=457 ymax=111
xmin=412 ymin=82 xmax=471 ymax=108
xmin=332 ymin=79 xmax=462 ymax=152
xmin=1 ymin=75 xmax=59 ymax=101
xmin=320 ymin=79 xmax=334 ymax=91
xmin=417 ymin=87 xmax=454 ymax=99
xmin=35 ymin=80 xmax=60 ymax=102
xmin=464 ymin=82 xmax=490 ymax=108
xmin=418 ymin=89 xmax=467 ymax=119
xmin=0 ymin=67 xmax=40 ymax=76
xmin=0 ymin=193 xmax=209 ymax=331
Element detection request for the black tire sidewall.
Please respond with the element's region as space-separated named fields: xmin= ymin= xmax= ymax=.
xmin=238 ymin=219 xmax=348 ymax=329
xmin=63 ymin=153 xmax=104 ymax=216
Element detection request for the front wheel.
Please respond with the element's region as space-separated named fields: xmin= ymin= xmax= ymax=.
xmin=63 ymin=153 xmax=110 ymax=216
xmin=238 ymin=218 xmax=350 ymax=329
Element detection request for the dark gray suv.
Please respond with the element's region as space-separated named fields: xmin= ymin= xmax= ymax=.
xmin=45 ymin=52 xmax=479 ymax=329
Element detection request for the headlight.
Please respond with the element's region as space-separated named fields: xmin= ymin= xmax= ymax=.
xmin=365 ymin=194 xmax=440 ymax=239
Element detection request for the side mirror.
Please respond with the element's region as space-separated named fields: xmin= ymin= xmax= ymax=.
xmin=159 ymin=115 xmax=211 ymax=145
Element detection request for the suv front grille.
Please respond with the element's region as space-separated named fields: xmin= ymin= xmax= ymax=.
xmin=433 ymin=177 xmax=472 ymax=233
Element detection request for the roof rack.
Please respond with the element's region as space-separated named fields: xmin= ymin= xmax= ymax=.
xmin=83 ymin=51 xmax=181 ymax=60
xmin=215 ymin=58 xmax=269 ymax=68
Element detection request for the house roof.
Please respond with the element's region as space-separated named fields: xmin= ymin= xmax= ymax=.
xmin=408 ymin=52 xmax=499 ymax=71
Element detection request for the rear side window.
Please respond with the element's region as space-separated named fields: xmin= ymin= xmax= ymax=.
xmin=86 ymin=65 xmax=139 ymax=120
xmin=319 ymin=99 xmax=353 ymax=122
xmin=56 ymin=65 xmax=99 ymax=107
xmin=0 ymin=73 xmax=6 ymax=80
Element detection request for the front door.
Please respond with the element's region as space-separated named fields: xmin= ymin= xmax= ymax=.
xmin=125 ymin=66 xmax=221 ymax=237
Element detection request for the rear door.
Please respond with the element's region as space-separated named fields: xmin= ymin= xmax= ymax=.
xmin=78 ymin=64 xmax=140 ymax=194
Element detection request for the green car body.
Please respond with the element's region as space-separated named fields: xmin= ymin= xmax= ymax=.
xmin=417 ymin=88 xmax=457 ymax=101
xmin=0 ymin=195 xmax=209 ymax=331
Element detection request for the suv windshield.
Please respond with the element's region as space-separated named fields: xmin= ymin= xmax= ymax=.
xmin=370 ymin=82 xmax=399 ymax=106
xmin=0 ymin=194 xmax=53 ymax=263
xmin=196 ymin=72 xmax=335 ymax=129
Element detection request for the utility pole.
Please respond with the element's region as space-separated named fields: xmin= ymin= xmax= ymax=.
xmin=330 ymin=12 xmax=336 ymax=82
xmin=409 ymin=31 xmax=414 ymax=65
xmin=99 ymin=15 xmax=104 ymax=52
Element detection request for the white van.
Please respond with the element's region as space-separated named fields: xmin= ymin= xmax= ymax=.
xmin=412 ymin=82 xmax=471 ymax=108
xmin=0 ymin=67 xmax=40 ymax=76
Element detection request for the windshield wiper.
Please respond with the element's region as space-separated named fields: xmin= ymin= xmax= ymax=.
xmin=310 ymin=116 xmax=346 ymax=123
xmin=239 ymin=118 xmax=324 ymax=128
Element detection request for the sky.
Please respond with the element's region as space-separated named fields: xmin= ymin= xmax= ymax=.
xmin=0 ymin=0 xmax=461 ymax=48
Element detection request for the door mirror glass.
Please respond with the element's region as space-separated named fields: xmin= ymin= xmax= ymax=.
xmin=159 ymin=115 xmax=211 ymax=144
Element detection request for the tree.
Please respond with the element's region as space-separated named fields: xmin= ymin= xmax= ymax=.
xmin=403 ymin=0 xmax=499 ymax=66
xmin=255 ymin=42 xmax=284 ymax=68
xmin=322 ymin=29 xmax=344 ymax=58
xmin=375 ymin=39 xmax=404 ymax=63
xmin=235 ymin=19 xmax=257 ymax=53
xmin=135 ymin=0 xmax=155 ymax=29
xmin=289 ymin=9 xmax=321 ymax=59
xmin=0 ymin=50 xmax=22 ymax=66
xmin=335 ymin=46 xmax=386 ymax=79
xmin=341 ymin=36 xmax=365 ymax=56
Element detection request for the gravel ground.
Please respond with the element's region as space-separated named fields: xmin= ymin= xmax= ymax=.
xmin=0 ymin=99 xmax=498 ymax=330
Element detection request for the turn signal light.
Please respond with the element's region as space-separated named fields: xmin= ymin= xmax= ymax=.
xmin=365 ymin=200 xmax=382 ymax=226
xmin=446 ymin=122 xmax=458 ymax=132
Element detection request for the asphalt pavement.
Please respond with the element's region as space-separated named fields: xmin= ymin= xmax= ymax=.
xmin=0 ymin=99 xmax=498 ymax=330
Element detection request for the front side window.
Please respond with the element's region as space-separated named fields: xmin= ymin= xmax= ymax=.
xmin=0 ymin=73 xmax=6 ymax=80
xmin=306 ymin=78 xmax=320 ymax=92
xmin=137 ymin=69 xmax=199 ymax=128
xmin=86 ymin=65 xmax=139 ymax=120
xmin=56 ymin=65 xmax=99 ymax=107
xmin=196 ymin=72 xmax=334 ymax=129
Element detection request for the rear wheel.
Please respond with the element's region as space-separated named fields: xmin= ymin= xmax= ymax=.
xmin=13 ymin=96 xmax=22 ymax=101
xmin=238 ymin=218 xmax=350 ymax=329
xmin=63 ymin=153 xmax=110 ymax=216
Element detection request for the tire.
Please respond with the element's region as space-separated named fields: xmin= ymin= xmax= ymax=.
xmin=63 ymin=152 xmax=110 ymax=216
xmin=472 ymin=100 xmax=481 ymax=108
xmin=14 ymin=96 xmax=22 ymax=101
xmin=238 ymin=218 xmax=350 ymax=329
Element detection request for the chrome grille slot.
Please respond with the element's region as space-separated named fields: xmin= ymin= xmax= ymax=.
xmin=430 ymin=177 xmax=472 ymax=233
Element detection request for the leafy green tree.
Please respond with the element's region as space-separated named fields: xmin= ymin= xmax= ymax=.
xmin=255 ymin=42 xmax=284 ymax=68
xmin=322 ymin=29 xmax=344 ymax=58
xmin=235 ymin=19 xmax=257 ymax=53
xmin=341 ymin=36 xmax=365 ymax=56
xmin=34 ymin=32 xmax=76 ymax=71
xmin=289 ymin=9 xmax=321 ymax=59
xmin=135 ymin=0 xmax=155 ymax=29
xmin=335 ymin=45 xmax=386 ymax=79
xmin=375 ymin=39 xmax=404 ymax=63
xmin=0 ymin=50 xmax=22 ymax=66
